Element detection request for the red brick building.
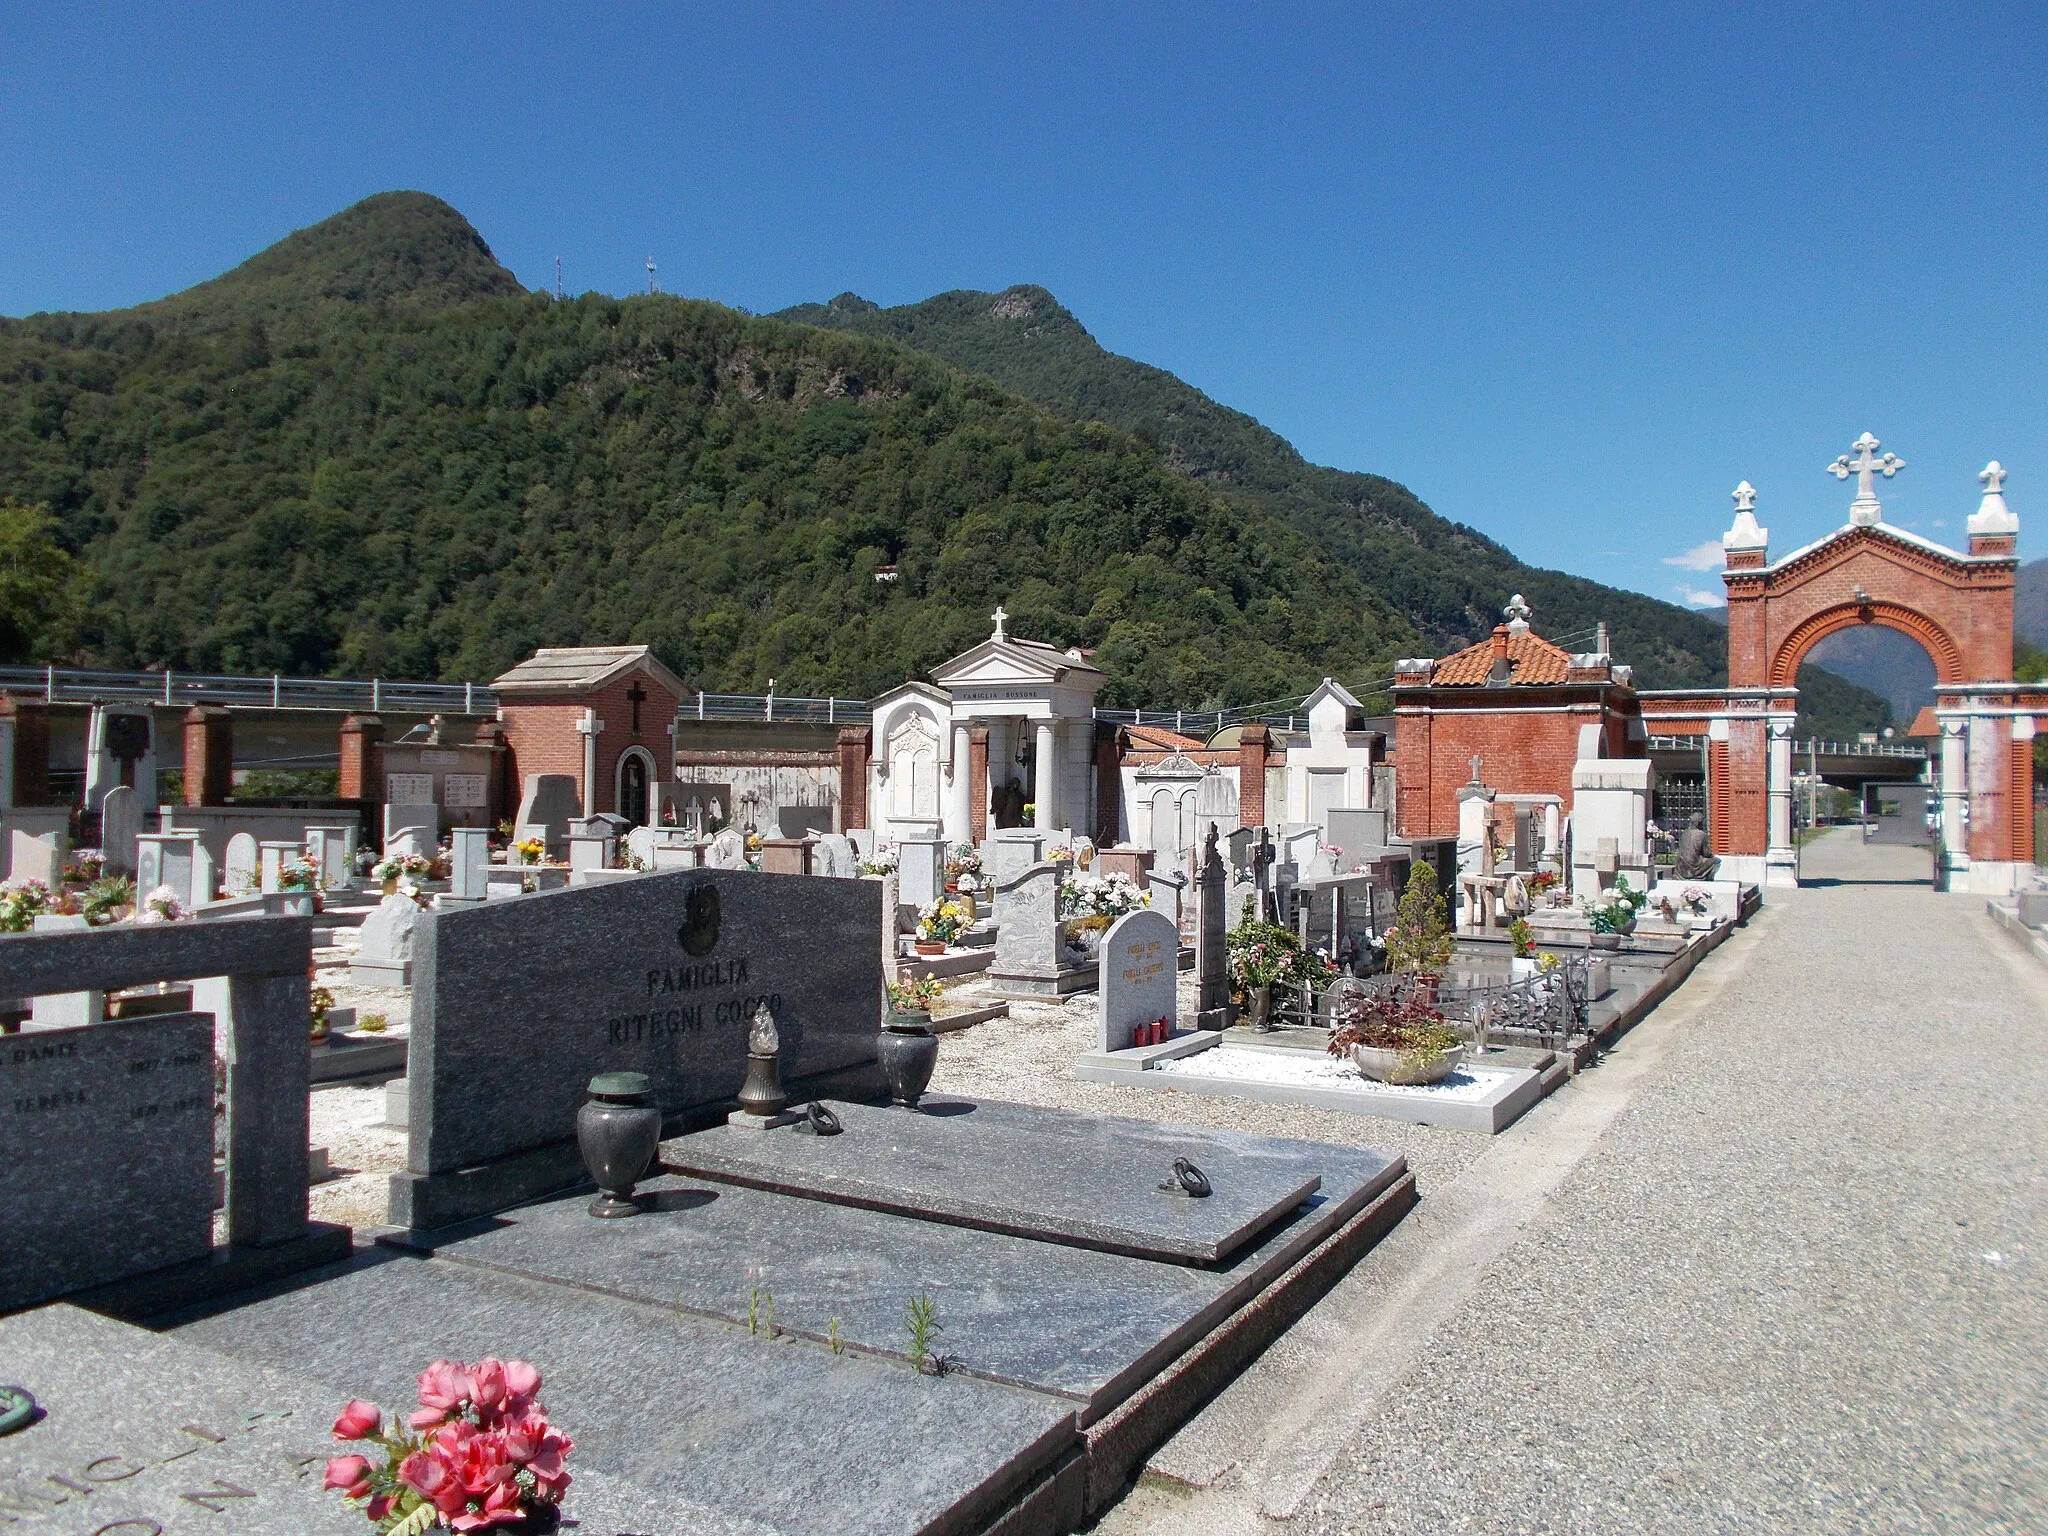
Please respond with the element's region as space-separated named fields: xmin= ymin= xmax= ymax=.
xmin=1393 ymin=604 xmax=1645 ymax=840
xmin=492 ymin=647 xmax=686 ymax=826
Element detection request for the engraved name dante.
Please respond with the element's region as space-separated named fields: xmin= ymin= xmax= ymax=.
xmin=0 ymin=1406 xmax=305 ymax=1532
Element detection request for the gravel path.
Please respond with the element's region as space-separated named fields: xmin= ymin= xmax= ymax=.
xmin=1095 ymin=830 xmax=2048 ymax=1535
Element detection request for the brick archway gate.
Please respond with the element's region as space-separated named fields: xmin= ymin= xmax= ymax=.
xmin=1641 ymin=440 xmax=2039 ymax=893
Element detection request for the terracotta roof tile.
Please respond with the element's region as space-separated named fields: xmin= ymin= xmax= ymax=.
xmin=1429 ymin=629 xmax=1575 ymax=686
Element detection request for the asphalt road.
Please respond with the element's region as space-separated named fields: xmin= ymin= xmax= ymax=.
xmin=1096 ymin=831 xmax=2046 ymax=1535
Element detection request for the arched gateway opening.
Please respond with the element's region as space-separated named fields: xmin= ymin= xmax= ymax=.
xmin=1639 ymin=440 xmax=2040 ymax=894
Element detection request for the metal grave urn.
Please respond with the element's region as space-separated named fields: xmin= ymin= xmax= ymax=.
xmin=878 ymin=1008 xmax=939 ymax=1110
xmin=577 ymin=1071 xmax=662 ymax=1218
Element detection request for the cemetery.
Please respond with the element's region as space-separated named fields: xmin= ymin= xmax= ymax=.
xmin=2 ymin=450 xmax=2044 ymax=1534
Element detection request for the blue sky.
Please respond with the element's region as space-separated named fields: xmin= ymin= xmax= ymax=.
xmin=3 ymin=3 xmax=2042 ymax=611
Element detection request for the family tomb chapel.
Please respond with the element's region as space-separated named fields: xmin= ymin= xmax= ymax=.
xmin=1393 ymin=596 xmax=1647 ymax=848
xmin=492 ymin=645 xmax=686 ymax=828
xmin=858 ymin=607 xmax=1112 ymax=846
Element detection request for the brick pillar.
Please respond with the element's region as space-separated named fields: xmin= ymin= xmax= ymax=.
xmin=969 ymin=727 xmax=989 ymax=842
xmin=181 ymin=707 xmax=234 ymax=806
xmin=339 ymin=714 xmax=385 ymax=803
xmin=1707 ymin=738 xmax=1732 ymax=854
xmin=836 ymin=726 xmax=872 ymax=832
xmin=1238 ymin=724 xmax=1271 ymax=827
xmin=0 ymin=697 xmax=52 ymax=807
xmin=1724 ymin=715 xmax=1768 ymax=857
xmin=2011 ymin=727 xmax=2035 ymax=865
xmin=1094 ymin=722 xmax=1122 ymax=845
xmin=1968 ymin=714 xmax=2012 ymax=866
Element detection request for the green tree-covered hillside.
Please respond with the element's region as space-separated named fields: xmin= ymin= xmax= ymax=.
xmin=0 ymin=194 xmax=1887 ymax=729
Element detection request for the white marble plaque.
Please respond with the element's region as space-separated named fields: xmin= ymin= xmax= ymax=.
xmin=387 ymin=772 xmax=435 ymax=805
xmin=442 ymin=772 xmax=488 ymax=808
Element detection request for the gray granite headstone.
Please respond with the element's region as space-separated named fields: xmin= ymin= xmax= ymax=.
xmin=1196 ymin=828 xmax=1229 ymax=1027
xmin=897 ymin=836 xmax=945 ymax=909
xmin=1147 ymin=867 xmax=1189 ymax=932
xmin=1 ymin=1013 xmax=214 ymax=1308
xmin=306 ymin=823 xmax=354 ymax=888
xmin=257 ymin=840 xmax=301 ymax=894
xmin=393 ymin=867 xmax=884 ymax=1229
xmin=567 ymin=832 xmax=613 ymax=875
xmin=137 ymin=831 xmax=202 ymax=908
xmin=383 ymin=802 xmax=438 ymax=854
xmin=814 ymin=832 xmax=856 ymax=878
xmin=514 ymin=772 xmax=581 ymax=857
xmin=705 ymin=827 xmax=748 ymax=869
xmin=1326 ymin=807 xmax=1390 ymax=870
xmin=99 ymin=783 xmax=142 ymax=875
xmin=989 ymin=828 xmax=1044 ymax=889
xmin=990 ymin=862 xmax=1063 ymax=981
xmin=224 ymin=831 xmax=260 ymax=894
xmin=27 ymin=914 xmax=103 ymax=1028
xmin=351 ymin=892 xmax=420 ymax=986
xmin=449 ymin=825 xmax=491 ymax=899
xmin=776 ymin=804 xmax=835 ymax=839
xmin=1097 ymin=908 xmax=1178 ymax=1050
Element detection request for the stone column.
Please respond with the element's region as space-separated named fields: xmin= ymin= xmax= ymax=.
xmin=1033 ymin=719 xmax=1058 ymax=829
xmin=1195 ymin=828 xmax=1230 ymax=1028
xmin=578 ymin=709 xmax=602 ymax=818
xmin=947 ymin=721 xmax=973 ymax=844
xmin=1939 ymin=716 xmax=1969 ymax=872
xmin=1765 ymin=714 xmax=1797 ymax=886
xmin=968 ymin=727 xmax=990 ymax=842
xmin=182 ymin=706 xmax=234 ymax=807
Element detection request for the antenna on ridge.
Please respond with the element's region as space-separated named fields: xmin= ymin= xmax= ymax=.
xmin=646 ymin=256 xmax=658 ymax=295
xmin=555 ymin=256 xmax=563 ymax=300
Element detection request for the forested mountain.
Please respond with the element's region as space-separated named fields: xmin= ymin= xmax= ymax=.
xmin=0 ymin=194 xmax=1886 ymax=728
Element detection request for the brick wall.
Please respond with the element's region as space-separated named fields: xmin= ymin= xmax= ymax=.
xmin=1394 ymin=688 xmax=1640 ymax=838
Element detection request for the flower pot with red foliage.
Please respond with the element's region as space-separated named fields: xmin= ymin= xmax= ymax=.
xmin=914 ymin=940 xmax=945 ymax=956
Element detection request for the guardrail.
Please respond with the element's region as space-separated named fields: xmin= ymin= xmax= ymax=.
xmin=683 ymin=692 xmax=870 ymax=724
xmin=1647 ymin=733 xmax=1925 ymax=759
xmin=0 ymin=666 xmax=496 ymax=715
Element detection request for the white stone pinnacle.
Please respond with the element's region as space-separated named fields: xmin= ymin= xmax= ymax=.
xmin=1969 ymin=460 xmax=2019 ymax=538
xmin=1503 ymin=594 xmax=1532 ymax=634
xmin=1723 ymin=482 xmax=1768 ymax=553
xmin=1827 ymin=432 xmax=1904 ymax=527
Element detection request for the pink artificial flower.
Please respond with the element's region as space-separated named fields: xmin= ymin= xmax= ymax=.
xmin=332 ymin=1398 xmax=382 ymax=1441
xmin=503 ymin=1409 xmax=574 ymax=1500
xmin=503 ymin=1359 xmax=542 ymax=1408
xmin=412 ymin=1358 xmax=476 ymax=1428
xmin=399 ymin=1446 xmax=459 ymax=1510
xmin=323 ymin=1454 xmax=372 ymax=1498
xmin=469 ymin=1357 xmax=509 ymax=1420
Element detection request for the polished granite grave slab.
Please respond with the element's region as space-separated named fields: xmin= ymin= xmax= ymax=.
xmin=0 ymin=1303 xmax=734 ymax=1536
xmin=169 ymin=1248 xmax=1076 ymax=1536
xmin=382 ymin=1140 xmax=1401 ymax=1417
xmin=659 ymin=1097 xmax=1323 ymax=1263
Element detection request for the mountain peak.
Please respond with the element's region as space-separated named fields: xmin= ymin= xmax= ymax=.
xmin=142 ymin=190 xmax=524 ymax=329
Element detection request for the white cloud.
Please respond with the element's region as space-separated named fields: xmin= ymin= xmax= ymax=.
xmin=1677 ymin=585 xmax=1726 ymax=609
xmin=1931 ymin=518 xmax=1947 ymax=528
xmin=1663 ymin=540 xmax=1725 ymax=572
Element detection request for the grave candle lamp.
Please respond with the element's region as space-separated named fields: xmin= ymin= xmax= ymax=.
xmin=736 ymin=1002 xmax=788 ymax=1119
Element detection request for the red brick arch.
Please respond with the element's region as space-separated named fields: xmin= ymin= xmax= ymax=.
xmin=1768 ymin=600 xmax=1967 ymax=690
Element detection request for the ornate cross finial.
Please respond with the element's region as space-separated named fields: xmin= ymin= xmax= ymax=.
xmin=1469 ymin=753 xmax=1484 ymax=783
xmin=1970 ymin=459 xmax=2019 ymax=538
xmin=1723 ymin=481 xmax=1768 ymax=553
xmin=1732 ymin=481 xmax=1756 ymax=513
xmin=1503 ymin=594 xmax=1532 ymax=634
xmin=990 ymin=604 xmax=1008 ymax=641
xmin=1827 ymin=432 xmax=1904 ymax=526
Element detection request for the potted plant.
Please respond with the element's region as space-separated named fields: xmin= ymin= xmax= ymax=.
xmin=879 ymin=976 xmax=943 ymax=1108
xmin=277 ymin=855 xmax=322 ymax=915
xmin=1327 ymin=989 xmax=1465 ymax=1086
xmin=943 ymin=843 xmax=982 ymax=895
xmin=1585 ymin=874 xmax=1647 ymax=948
xmin=373 ymin=851 xmax=433 ymax=895
xmin=1383 ymin=862 xmax=1454 ymax=1000
xmin=514 ymin=837 xmax=546 ymax=867
xmin=1226 ymin=919 xmax=1335 ymax=1031
xmin=0 ymin=879 xmax=53 ymax=934
xmin=914 ymin=897 xmax=971 ymax=954
xmin=1507 ymin=916 xmax=1538 ymax=979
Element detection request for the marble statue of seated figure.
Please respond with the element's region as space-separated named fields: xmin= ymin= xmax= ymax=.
xmin=1673 ymin=813 xmax=1720 ymax=881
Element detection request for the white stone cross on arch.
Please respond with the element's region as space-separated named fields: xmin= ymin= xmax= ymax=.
xmin=1828 ymin=432 xmax=1904 ymax=526
xmin=990 ymin=604 xmax=1009 ymax=642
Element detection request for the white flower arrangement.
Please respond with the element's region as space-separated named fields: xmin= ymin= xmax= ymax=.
xmin=1061 ymin=872 xmax=1151 ymax=920
xmin=858 ymin=844 xmax=899 ymax=876
xmin=137 ymin=884 xmax=188 ymax=923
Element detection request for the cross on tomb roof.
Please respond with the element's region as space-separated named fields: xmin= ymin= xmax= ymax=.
xmin=990 ymin=604 xmax=1009 ymax=642
xmin=626 ymin=681 xmax=647 ymax=734
xmin=1827 ymin=432 xmax=1904 ymax=526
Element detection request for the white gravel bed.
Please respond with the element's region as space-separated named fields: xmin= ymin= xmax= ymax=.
xmin=1154 ymin=1046 xmax=1520 ymax=1104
